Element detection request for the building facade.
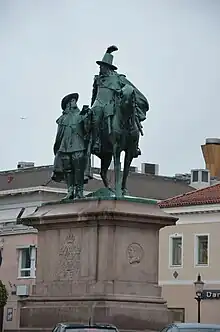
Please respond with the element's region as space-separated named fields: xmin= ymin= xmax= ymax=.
xmin=0 ymin=163 xmax=193 ymax=330
xmin=1 ymin=229 xmax=37 ymax=329
xmin=159 ymin=183 xmax=220 ymax=324
xmin=0 ymin=187 xmax=68 ymax=330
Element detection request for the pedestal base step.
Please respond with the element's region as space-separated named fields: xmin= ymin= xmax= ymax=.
xmin=19 ymin=299 xmax=171 ymax=331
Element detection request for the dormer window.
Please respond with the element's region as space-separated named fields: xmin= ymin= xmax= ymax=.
xmin=190 ymin=169 xmax=210 ymax=189
xmin=202 ymin=170 xmax=208 ymax=182
xmin=192 ymin=170 xmax=198 ymax=182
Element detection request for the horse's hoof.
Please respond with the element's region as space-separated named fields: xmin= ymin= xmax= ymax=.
xmin=122 ymin=189 xmax=129 ymax=196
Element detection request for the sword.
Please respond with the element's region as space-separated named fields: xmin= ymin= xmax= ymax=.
xmin=84 ymin=107 xmax=93 ymax=179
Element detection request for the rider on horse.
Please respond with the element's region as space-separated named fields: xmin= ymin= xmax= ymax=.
xmin=90 ymin=45 xmax=149 ymax=157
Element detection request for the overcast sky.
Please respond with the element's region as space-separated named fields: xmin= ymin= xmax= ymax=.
xmin=0 ymin=0 xmax=220 ymax=176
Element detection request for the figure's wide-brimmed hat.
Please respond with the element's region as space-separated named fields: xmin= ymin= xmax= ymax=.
xmin=61 ymin=93 xmax=79 ymax=110
xmin=96 ymin=45 xmax=118 ymax=70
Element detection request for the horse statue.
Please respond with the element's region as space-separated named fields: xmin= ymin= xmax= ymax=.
xmin=102 ymin=85 xmax=143 ymax=196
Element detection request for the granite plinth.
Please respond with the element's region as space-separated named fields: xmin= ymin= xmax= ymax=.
xmin=19 ymin=197 xmax=177 ymax=331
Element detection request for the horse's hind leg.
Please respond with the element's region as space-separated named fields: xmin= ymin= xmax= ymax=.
xmin=121 ymin=150 xmax=133 ymax=196
xmin=113 ymin=144 xmax=122 ymax=197
xmin=100 ymin=153 xmax=112 ymax=188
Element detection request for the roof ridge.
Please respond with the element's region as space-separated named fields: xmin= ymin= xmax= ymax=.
xmin=0 ymin=186 xmax=68 ymax=195
xmin=0 ymin=165 xmax=189 ymax=183
xmin=161 ymin=182 xmax=220 ymax=204
xmin=0 ymin=165 xmax=53 ymax=174
xmin=159 ymin=182 xmax=220 ymax=208
xmin=159 ymin=188 xmax=196 ymax=205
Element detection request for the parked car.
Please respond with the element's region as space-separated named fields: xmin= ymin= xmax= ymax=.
xmin=52 ymin=323 xmax=119 ymax=332
xmin=161 ymin=323 xmax=220 ymax=332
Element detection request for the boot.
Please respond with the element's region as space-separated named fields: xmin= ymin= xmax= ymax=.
xmin=75 ymin=184 xmax=84 ymax=199
xmin=61 ymin=185 xmax=75 ymax=201
xmin=61 ymin=173 xmax=75 ymax=201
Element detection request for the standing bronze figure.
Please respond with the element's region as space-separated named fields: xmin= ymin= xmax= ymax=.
xmin=52 ymin=93 xmax=92 ymax=200
xmin=90 ymin=45 xmax=149 ymax=196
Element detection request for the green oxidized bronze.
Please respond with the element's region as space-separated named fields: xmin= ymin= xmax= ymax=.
xmin=90 ymin=45 xmax=149 ymax=196
xmin=51 ymin=45 xmax=149 ymax=199
xmin=52 ymin=93 xmax=92 ymax=200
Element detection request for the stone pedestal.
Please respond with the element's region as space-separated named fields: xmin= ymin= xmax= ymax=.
xmin=19 ymin=197 xmax=177 ymax=331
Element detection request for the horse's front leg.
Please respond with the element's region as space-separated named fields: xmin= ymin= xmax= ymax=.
xmin=113 ymin=144 xmax=122 ymax=197
xmin=100 ymin=153 xmax=112 ymax=189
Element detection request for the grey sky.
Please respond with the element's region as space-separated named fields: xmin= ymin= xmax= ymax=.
xmin=1 ymin=0 xmax=220 ymax=176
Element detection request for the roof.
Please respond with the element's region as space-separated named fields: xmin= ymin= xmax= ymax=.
xmin=159 ymin=183 xmax=220 ymax=208
xmin=0 ymin=186 xmax=91 ymax=198
xmin=0 ymin=186 xmax=67 ymax=197
xmin=170 ymin=323 xmax=220 ymax=329
xmin=58 ymin=323 xmax=118 ymax=330
xmin=0 ymin=165 xmax=193 ymax=200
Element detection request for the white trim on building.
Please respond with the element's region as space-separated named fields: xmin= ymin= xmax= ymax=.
xmin=194 ymin=233 xmax=210 ymax=267
xmin=0 ymin=186 xmax=92 ymax=197
xmin=0 ymin=186 xmax=68 ymax=196
xmin=17 ymin=245 xmax=37 ymax=279
xmin=163 ymin=203 xmax=220 ymax=215
xmin=159 ymin=280 xmax=220 ymax=286
xmin=169 ymin=233 xmax=183 ymax=268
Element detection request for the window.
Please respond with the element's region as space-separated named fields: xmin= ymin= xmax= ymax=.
xmin=18 ymin=246 xmax=37 ymax=278
xmin=192 ymin=171 xmax=198 ymax=182
xmin=170 ymin=235 xmax=183 ymax=267
xmin=202 ymin=170 xmax=208 ymax=182
xmin=195 ymin=235 xmax=209 ymax=265
xmin=168 ymin=307 xmax=185 ymax=323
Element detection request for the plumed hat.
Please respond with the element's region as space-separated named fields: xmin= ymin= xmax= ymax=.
xmin=96 ymin=45 xmax=118 ymax=70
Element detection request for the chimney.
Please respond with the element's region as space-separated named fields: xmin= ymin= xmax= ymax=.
xmin=201 ymin=138 xmax=220 ymax=177
xmin=17 ymin=161 xmax=35 ymax=169
xmin=141 ymin=163 xmax=159 ymax=175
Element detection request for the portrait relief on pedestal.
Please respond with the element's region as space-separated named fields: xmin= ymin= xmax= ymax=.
xmin=127 ymin=243 xmax=144 ymax=265
xmin=56 ymin=230 xmax=81 ymax=280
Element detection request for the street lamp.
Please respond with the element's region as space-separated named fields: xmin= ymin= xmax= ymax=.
xmin=194 ymin=274 xmax=205 ymax=323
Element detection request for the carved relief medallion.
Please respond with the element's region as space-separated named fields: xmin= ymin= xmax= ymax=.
xmin=127 ymin=243 xmax=144 ymax=265
xmin=56 ymin=231 xmax=81 ymax=280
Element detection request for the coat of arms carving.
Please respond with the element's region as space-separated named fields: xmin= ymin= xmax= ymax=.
xmin=56 ymin=231 xmax=81 ymax=280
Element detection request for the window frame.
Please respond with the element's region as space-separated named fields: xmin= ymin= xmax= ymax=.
xmin=169 ymin=233 xmax=183 ymax=268
xmin=168 ymin=307 xmax=185 ymax=323
xmin=201 ymin=170 xmax=209 ymax=183
xmin=192 ymin=170 xmax=199 ymax=182
xmin=194 ymin=233 xmax=209 ymax=267
xmin=17 ymin=245 xmax=37 ymax=279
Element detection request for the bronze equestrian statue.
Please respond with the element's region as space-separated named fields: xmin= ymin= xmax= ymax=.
xmin=90 ymin=45 xmax=149 ymax=196
xmin=51 ymin=45 xmax=149 ymax=199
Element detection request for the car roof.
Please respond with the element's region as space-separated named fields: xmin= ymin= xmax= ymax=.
xmin=170 ymin=323 xmax=220 ymax=329
xmin=58 ymin=323 xmax=117 ymax=329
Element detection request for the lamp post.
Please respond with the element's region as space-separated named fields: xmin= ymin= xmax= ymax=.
xmin=194 ymin=274 xmax=204 ymax=323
